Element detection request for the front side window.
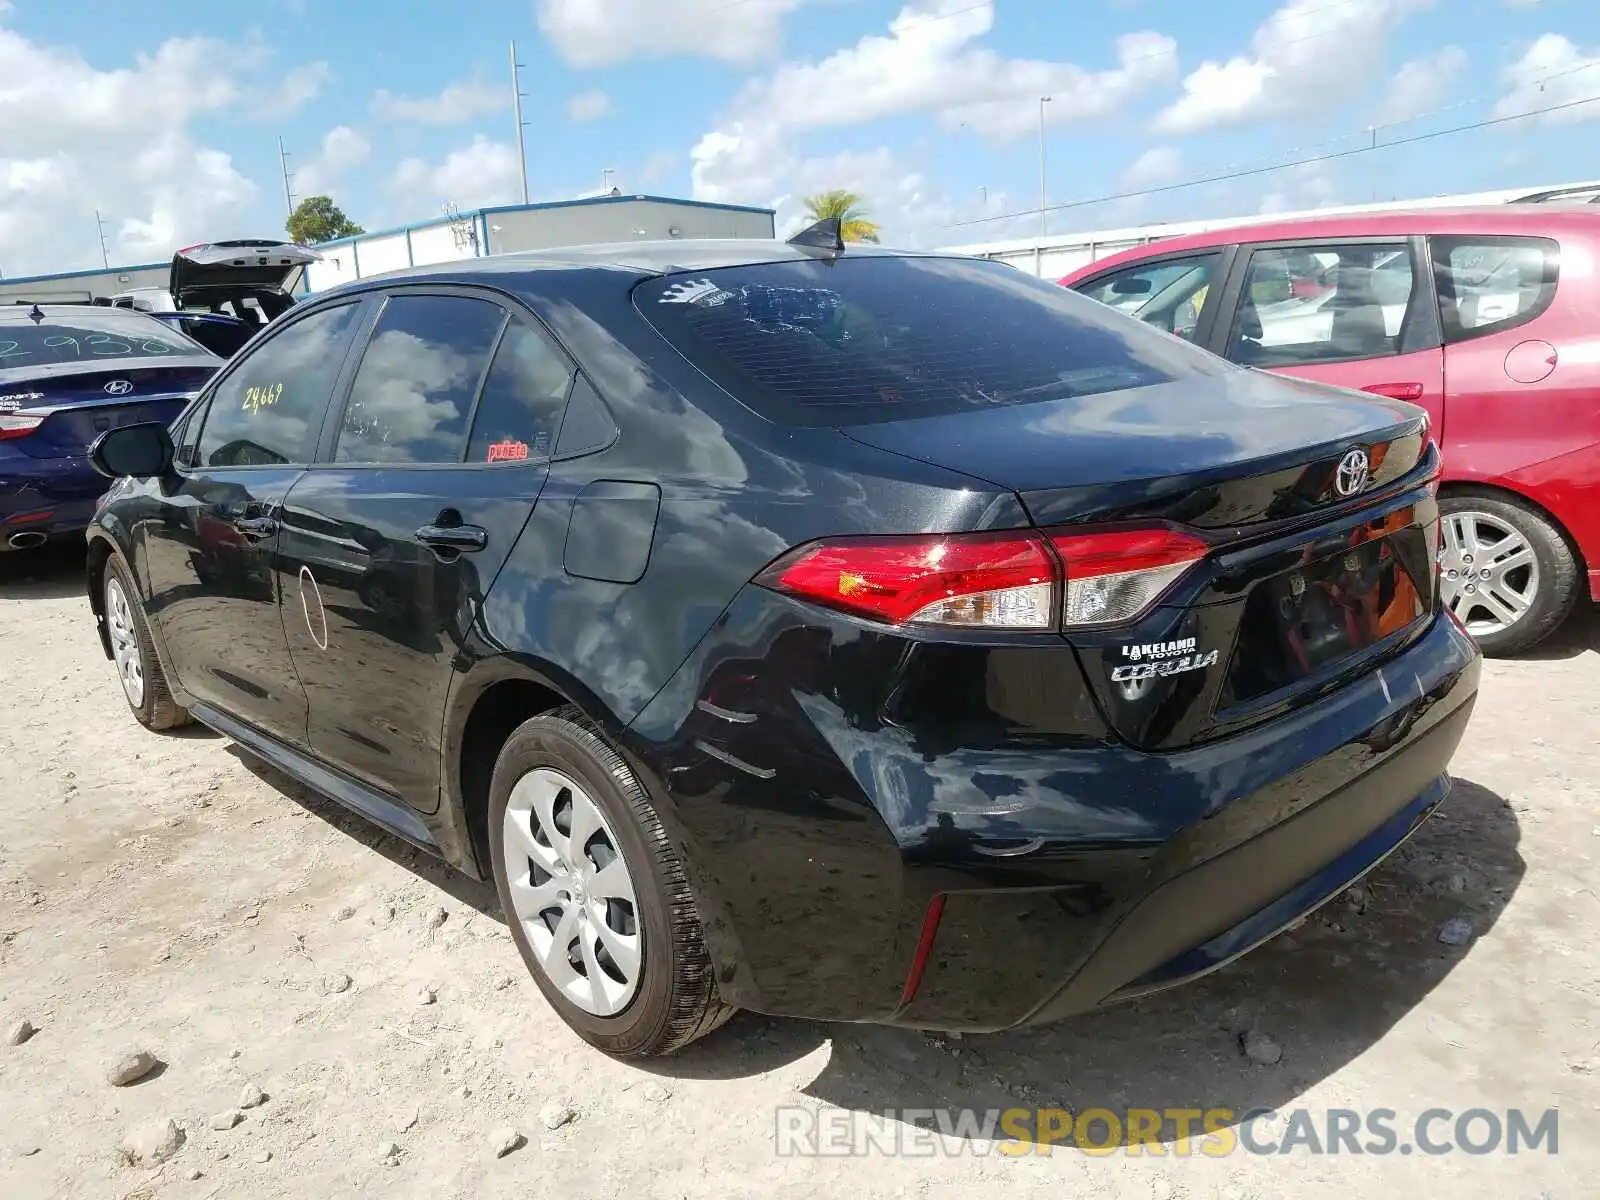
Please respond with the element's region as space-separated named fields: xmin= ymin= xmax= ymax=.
xmin=1432 ymin=236 xmax=1559 ymax=344
xmin=1074 ymin=253 xmax=1222 ymax=343
xmin=1227 ymin=243 xmax=1418 ymax=367
xmin=196 ymin=302 xmax=360 ymax=468
xmin=334 ymin=294 xmax=506 ymax=464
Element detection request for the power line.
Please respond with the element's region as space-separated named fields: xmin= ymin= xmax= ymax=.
xmin=955 ymin=83 xmax=1600 ymax=228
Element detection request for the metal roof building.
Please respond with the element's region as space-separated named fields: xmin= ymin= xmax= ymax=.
xmin=0 ymin=193 xmax=776 ymax=306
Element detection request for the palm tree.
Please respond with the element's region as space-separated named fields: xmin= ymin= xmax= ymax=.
xmin=801 ymin=190 xmax=881 ymax=243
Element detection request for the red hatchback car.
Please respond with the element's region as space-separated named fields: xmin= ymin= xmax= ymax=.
xmin=1060 ymin=206 xmax=1600 ymax=655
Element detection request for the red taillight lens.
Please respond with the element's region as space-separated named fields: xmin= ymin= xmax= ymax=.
xmin=756 ymin=524 xmax=1211 ymax=631
xmin=1049 ymin=527 xmax=1210 ymax=627
xmin=756 ymin=532 xmax=1057 ymax=629
xmin=0 ymin=413 xmax=45 ymax=441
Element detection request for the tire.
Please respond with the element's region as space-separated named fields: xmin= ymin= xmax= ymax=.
xmin=487 ymin=705 xmax=733 ymax=1057
xmin=103 ymin=556 xmax=190 ymax=731
xmin=1438 ymin=490 xmax=1580 ymax=657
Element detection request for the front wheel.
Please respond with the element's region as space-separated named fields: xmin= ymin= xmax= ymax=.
xmin=487 ymin=706 xmax=733 ymax=1057
xmin=103 ymin=557 xmax=190 ymax=730
xmin=1438 ymin=492 xmax=1580 ymax=656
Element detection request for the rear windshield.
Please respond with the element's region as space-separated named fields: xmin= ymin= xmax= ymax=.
xmin=0 ymin=311 xmax=203 ymax=368
xmin=634 ymin=255 xmax=1232 ymax=427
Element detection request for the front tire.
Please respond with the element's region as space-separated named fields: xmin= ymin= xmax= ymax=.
xmin=487 ymin=706 xmax=733 ymax=1057
xmin=103 ymin=556 xmax=190 ymax=731
xmin=1438 ymin=491 xmax=1580 ymax=656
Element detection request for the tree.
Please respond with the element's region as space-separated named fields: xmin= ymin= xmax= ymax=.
xmin=286 ymin=196 xmax=364 ymax=245
xmin=801 ymin=190 xmax=881 ymax=243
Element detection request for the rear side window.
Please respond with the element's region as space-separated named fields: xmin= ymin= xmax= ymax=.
xmin=196 ymin=302 xmax=361 ymax=468
xmin=465 ymin=320 xmax=574 ymax=463
xmin=334 ymin=294 xmax=506 ymax=464
xmin=1431 ymin=236 xmax=1558 ymax=344
xmin=634 ymin=256 xmax=1225 ymax=427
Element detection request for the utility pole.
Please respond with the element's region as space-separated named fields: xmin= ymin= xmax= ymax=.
xmin=602 ymin=168 xmax=615 ymax=193
xmin=1038 ymin=96 xmax=1052 ymax=240
xmin=278 ymin=136 xmax=296 ymax=218
xmin=511 ymin=40 xmax=530 ymax=205
xmin=1367 ymin=125 xmax=1378 ymax=203
xmin=95 ymin=209 xmax=111 ymax=268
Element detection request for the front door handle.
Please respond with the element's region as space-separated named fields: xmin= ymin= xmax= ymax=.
xmin=233 ymin=516 xmax=278 ymax=539
xmin=415 ymin=523 xmax=487 ymax=553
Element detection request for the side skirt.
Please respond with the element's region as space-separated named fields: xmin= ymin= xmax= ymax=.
xmin=191 ymin=702 xmax=441 ymax=854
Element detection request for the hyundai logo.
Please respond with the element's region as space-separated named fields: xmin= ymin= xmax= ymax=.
xmin=1333 ymin=448 xmax=1371 ymax=498
xmin=104 ymin=380 xmax=134 ymax=396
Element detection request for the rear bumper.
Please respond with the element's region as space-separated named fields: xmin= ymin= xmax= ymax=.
xmin=0 ymin=456 xmax=103 ymax=544
xmin=630 ymin=593 xmax=1480 ymax=1029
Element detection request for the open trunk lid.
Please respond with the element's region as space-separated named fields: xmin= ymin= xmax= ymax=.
xmin=171 ymin=239 xmax=317 ymax=305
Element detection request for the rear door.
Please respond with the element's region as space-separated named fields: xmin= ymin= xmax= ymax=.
xmin=1211 ymin=237 xmax=1447 ymax=435
xmin=277 ymin=288 xmax=576 ymax=815
xmin=141 ymin=299 xmax=368 ymax=748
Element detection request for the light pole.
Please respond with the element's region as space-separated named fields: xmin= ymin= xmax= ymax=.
xmin=1038 ymin=96 xmax=1052 ymax=240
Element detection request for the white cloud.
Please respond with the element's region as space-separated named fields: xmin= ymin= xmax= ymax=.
xmin=537 ymin=0 xmax=804 ymax=67
xmin=1493 ymin=34 xmax=1600 ymax=126
xmin=390 ymin=136 xmax=523 ymax=208
xmin=255 ymin=60 xmax=332 ymax=117
xmin=1118 ymin=145 xmax=1185 ymax=189
xmin=566 ymin=89 xmax=613 ymax=122
xmin=639 ymin=150 xmax=679 ymax=188
xmin=1256 ymin=159 xmax=1342 ymax=215
xmin=295 ymin=125 xmax=372 ymax=198
xmin=373 ymin=77 xmax=503 ymax=125
xmin=1156 ymin=0 xmax=1431 ymax=134
xmin=1382 ymin=46 xmax=1466 ymax=122
xmin=691 ymin=1 xmax=1179 ymax=243
xmin=0 ymin=29 xmax=268 ymax=274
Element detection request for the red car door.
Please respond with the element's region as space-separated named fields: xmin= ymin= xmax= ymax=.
xmin=1215 ymin=237 xmax=1446 ymax=437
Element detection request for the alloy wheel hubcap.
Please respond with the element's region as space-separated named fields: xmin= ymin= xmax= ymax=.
xmin=105 ymin=577 xmax=145 ymax=708
xmin=502 ymin=768 xmax=642 ymax=1017
xmin=1439 ymin=510 xmax=1539 ymax=637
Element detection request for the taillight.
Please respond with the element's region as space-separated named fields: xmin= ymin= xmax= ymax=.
xmin=755 ymin=524 xmax=1210 ymax=631
xmin=0 ymin=412 xmax=45 ymax=441
xmin=1049 ymin=527 xmax=1211 ymax=627
xmin=755 ymin=532 xmax=1057 ymax=629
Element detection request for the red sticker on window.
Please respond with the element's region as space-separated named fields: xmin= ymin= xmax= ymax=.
xmin=487 ymin=439 xmax=530 ymax=463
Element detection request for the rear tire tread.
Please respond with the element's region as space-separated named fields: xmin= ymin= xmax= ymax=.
xmin=492 ymin=705 xmax=733 ymax=1057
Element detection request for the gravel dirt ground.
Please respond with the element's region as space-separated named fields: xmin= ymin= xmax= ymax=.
xmin=1 ymin=543 xmax=1596 ymax=1200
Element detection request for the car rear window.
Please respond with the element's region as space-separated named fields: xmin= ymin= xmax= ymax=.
xmin=633 ymin=255 xmax=1229 ymax=427
xmin=0 ymin=311 xmax=202 ymax=368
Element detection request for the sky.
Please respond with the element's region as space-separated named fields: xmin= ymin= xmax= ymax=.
xmin=0 ymin=0 xmax=1596 ymax=277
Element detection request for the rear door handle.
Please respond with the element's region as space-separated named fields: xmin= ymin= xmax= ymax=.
xmin=232 ymin=516 xmax=278 ymax=539
xmin=415 ymin=523 xmax=487 ymax=553
xmin=1360 ymin=381 xmax=1425 ymax=402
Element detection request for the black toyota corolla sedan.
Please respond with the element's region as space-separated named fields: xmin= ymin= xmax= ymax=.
xmin=83 ymin=224 xmax=1480 ymax=1058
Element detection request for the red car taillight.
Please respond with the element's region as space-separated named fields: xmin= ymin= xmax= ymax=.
xmin=0 ymin=412 xmax=44 ymax=441
xmin=755 ymin=524 xmax=1210 ymax=631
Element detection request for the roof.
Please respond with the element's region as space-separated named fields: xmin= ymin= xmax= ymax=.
xmin=0 ymin=302 xmax=171 ymax=324
xmin=1059 ymin=205 xmax=1600 ymax=281
xmin=309 ymin=237 xmax=938 ymax=296
xmin=307 ymin=194 xmax=778 ymax=252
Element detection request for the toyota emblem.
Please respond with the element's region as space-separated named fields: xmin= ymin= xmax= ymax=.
xmin=1333 ymin=448 xmax=1371 ymax=498
xmin=104 ymin=380 xmax=134 ymax=396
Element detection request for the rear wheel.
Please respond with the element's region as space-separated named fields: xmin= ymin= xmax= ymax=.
xmin=103 ymin=557 xmax=189 ymax=730
xmin=487 ymin=706 xmax=733 ymax=1057
xmin=1438 ymin=491 xmax=1579 ymax=656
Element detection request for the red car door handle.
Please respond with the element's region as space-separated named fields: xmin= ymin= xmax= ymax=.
xmin=1361 ymin=381 xmax=1425 ymax=402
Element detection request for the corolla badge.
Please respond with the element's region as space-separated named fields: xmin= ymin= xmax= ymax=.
xmin=103 ymin=380 xmax=134 ymax=395
xmin=1333 ymin=448 xmax=1371 ymax=498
